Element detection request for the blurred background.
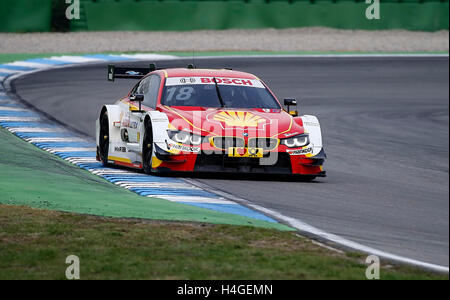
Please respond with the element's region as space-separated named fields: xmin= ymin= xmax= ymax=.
xmin=0 ymin=0 xmax=448 ymax=33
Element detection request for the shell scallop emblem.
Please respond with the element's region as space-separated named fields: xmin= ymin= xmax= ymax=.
xmin=213 ymin=111 xmax=266 ymax=127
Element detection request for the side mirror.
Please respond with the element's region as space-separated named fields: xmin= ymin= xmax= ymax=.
xmin=129 ymin=94 xmax=145 ymax=113
xmin=130 ymin=94 xmax=144 ymax=102
xmin=284 ymin=98 xmax=298 ymax=117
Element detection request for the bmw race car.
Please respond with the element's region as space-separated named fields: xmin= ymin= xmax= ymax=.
xmin=96 ymin=64 xmax=326 ymax=179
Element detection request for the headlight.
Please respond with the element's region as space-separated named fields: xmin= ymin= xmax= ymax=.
xmin=281 ymin=134 xmax=310 ymax=148
xmin=168 ymin=130 xmax=204 ymax=145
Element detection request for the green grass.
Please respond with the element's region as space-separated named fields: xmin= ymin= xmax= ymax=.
xmin=0 ymin=128 xmax=291 ymax=230
xmin=0 ymin=204 xmax=447 ymax=280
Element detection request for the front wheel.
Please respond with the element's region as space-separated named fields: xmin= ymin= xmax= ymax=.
xmin=142 ymin=120 xmax=154 ymax=174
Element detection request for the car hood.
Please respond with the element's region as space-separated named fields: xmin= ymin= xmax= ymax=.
xmin=160 ymin=106 xmax=304 ymax=138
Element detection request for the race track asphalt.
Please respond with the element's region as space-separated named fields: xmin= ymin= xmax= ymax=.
xmin=13 ymin=56 xmax=449 ymax=267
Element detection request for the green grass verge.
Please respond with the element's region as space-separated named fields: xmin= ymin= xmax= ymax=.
xmin=0 ymin=128 xmax=290 ymax=230
xmin=0 ymin=204 xmax=447 ymax=280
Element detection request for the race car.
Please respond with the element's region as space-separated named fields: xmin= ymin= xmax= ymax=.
xmin=96 ymin=64 xmax=326 ymax=179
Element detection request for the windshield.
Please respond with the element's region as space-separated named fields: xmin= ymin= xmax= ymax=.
xmin=162 ymin=77 xmax=281 ymax=109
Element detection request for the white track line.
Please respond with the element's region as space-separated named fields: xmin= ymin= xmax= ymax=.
xmin=47 ymin=147 xmax=97 ymax=153
xmin=119 ymin=54 xmax=178 ymax=60
xmin=117 ymin=182 xmax=201 ymax=190
xmin=51 ymin=56 xmax=103 ymax=63
xmin=0 ymin=107 xmax=27 ymax=112
xmin=65 ymin=158 xmax=98 ymax=163
xmin=184 ymin=178 xmax=450 ymax=273
xmin=90 ymin=169 xmax=143 ymax=176
xmin=8 ymin=127 xmax=65 ymax=133
xmin=0 ymin=117 xmax=40 ymax=122
xmin=5 ymin=61 xmax=52 ymax=69
xmin=25 ymin=137 xmax=86 ymax=143
xmin=148 ymin=195 xmax=235 ymax=205
xmin=0 ymin=69 xmax=23 ymax=75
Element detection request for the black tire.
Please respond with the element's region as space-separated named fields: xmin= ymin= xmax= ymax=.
xmin=99 ymin=111 xmax=110 ymax=166
xmin=142 ymin=119 xmax=154 ymax=174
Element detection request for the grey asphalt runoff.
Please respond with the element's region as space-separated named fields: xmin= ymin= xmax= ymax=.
xmin=13 ymin=56 xmax=449 ymax=267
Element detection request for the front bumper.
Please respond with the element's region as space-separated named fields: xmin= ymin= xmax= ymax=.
xmin=153 ymin=144 xmax=326 ymax=176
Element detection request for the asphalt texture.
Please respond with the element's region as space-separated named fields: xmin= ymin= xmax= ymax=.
xmin=13 ymin=56 xmax=449 ymax=267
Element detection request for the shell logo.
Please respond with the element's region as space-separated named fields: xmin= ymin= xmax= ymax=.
xmin=213 ymin=111 xmax=266 ymax=127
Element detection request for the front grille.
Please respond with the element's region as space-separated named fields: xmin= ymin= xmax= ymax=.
xmin=194 ymin=152 xmax=292 ymax=174
xmin=248 ymin=138 xmax=279 ymax=151
xmin=211 ymin=137 xmax=245 ymax=150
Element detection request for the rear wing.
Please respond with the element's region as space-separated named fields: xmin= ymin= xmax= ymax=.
xmin=107 ymin=64 xmax=157 ymax=81
xmin=107 ymin=63 xmax=198 ymax=82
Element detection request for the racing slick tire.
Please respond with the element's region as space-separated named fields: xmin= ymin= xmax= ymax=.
xmin=99 ymin=111 xmax=110 ymax=166
xmin=142 ymin=118 xmax=154 ymax=175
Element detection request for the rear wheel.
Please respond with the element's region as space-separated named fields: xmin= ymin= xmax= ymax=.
xmin=142 ymin=120 xmax=154 ymax=174
xmin=99 ymin=111 xmax=110 ymax=166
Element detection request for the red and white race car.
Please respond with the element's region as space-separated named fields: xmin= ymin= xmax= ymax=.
xmin=96 ymin=64 xmax=326 ymax=180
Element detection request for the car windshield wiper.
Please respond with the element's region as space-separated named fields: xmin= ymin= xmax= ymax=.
xmin=213 ymin=77 xmax=226 ymax=108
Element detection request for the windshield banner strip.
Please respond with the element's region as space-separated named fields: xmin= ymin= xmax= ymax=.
xmin=165 ymin=77 xmax=265 ymax=88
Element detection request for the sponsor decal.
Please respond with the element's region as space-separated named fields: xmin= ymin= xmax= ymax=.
xmin=303 ymin=122 xmax=319 ymax=127
xmin=212 ymin=111 xmax=267 ymax=128
xmin=201 ymin=77 xmax=253 ymax=86
xmin=114 ymin=146 xmax=127 ymax=153
xmin=121 ymin=118 xmax=138 ymax=129
xmin=165 ymin=77 xmax=265 ymax=88
xmin=168 ymin=143 xmax=200 ymax=153
xmin=180 ymin=78 xmax=196 ymax=84
xmin=287 ymin=146 xmax=313 ymax=156
xmin=126 ymin=71 xmax=142 ymax=76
